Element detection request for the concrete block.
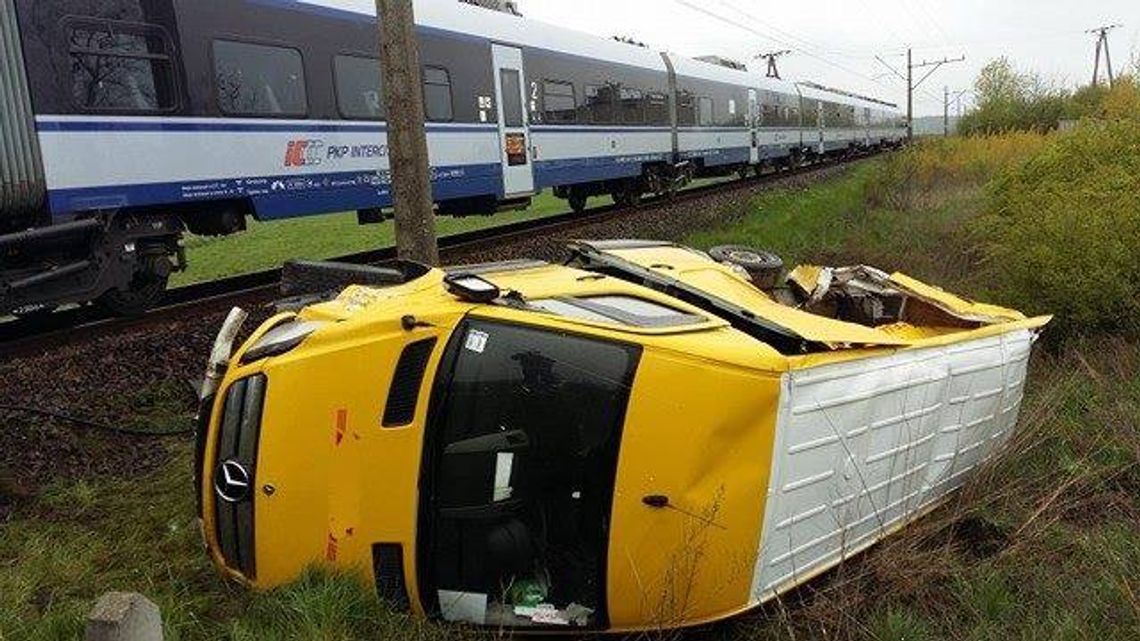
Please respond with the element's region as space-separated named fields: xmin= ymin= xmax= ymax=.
xmin=85 ymin=592 xmax=163 ymax=641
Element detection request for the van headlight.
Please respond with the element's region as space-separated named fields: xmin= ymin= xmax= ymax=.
xmin=241 ymin=320 xmax=327 ymax=364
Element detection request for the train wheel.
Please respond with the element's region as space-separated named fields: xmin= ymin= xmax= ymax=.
xmin=568 ymin=192 xmax=588 ymax=214
xmin=613 ymin=188 xmax=642 ymax=209
xmin=97 ymin=255 xmax=172 ymax=317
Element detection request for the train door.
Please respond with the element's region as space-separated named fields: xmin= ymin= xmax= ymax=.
xmin=748 ymin=89 xmax=760 ymax=165
xmin=491 ymin=44 xmax=535 ymax=198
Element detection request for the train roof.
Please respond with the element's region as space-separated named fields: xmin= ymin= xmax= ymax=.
xmin=292 ymin=0 xmax=668 ymax=72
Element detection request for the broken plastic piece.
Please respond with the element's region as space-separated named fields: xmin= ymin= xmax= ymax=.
xmin=564 ymin=603 xmax=594 ymax=627
xmin=530 ymin=604 xmax=570 ymax=626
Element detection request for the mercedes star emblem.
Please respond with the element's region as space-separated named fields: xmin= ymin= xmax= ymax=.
xmin=214 ymin=459 xmax=252 ymax=504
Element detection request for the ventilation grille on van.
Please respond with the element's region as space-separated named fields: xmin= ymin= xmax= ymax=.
xmin=0 ymin=0 xmax=45 ymax=217
xmin=382 ymin=339 xmax=437 ymax=427
xmin=212 ymin=375 xmax=267 ymax=578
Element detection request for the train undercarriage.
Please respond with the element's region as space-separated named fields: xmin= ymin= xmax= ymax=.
xmin=0 ymin=212 xmax=185 ymax=318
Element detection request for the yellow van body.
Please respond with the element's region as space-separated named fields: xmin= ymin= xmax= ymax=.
xmin=197 ymin=241 xmax=1049 ymax=633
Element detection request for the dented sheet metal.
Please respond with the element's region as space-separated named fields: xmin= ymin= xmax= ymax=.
xmin=752 ymin=328 xmax=1034 ymax=599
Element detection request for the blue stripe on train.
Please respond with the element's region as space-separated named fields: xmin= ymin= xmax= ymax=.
xmin=48 ymin=164 xmax=503 ymax=220
xmin=681 ymin=146 xmax=752 ymax=167
xmin=533 ymin=154 xmax=669 ymax=188
xmin=35 ymin=119 xmax=497 ymax=135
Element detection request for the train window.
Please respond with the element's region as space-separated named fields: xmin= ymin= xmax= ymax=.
xmin=423 ymin=66 xmax=454 ymax=122
xmin=677 ymin=93 xmax=695 ymax=126
xmin=543 ymin=81 xmax=576 ymax=123
xmin=214 ymin=40 xmax=307 ymax=117
xmin=334 ymin=55 xmax=384 ymax=120
xmin=761 ymin=104 xmax=776 ymax=127
xmin=499 ymin=68 xmax=525 ymax=127
xmin=68 ymin=20 xmax=177 ymax=113
xmin=620 ymin=88 xmax=644 ymax=125
xmin=697 ymin=97 xmax=714 ymax=127
xmin=585 ymin=85 xmax=615 ymax=124
xmin=646 ymin=92 xmax=668 ymax=126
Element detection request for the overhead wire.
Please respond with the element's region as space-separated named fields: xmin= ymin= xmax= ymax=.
xmin=669 ymin=0 xmax=895 ymax=93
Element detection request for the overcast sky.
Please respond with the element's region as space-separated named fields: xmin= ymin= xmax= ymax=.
xmin=516 ymin=0 xmax=1139 ymax=116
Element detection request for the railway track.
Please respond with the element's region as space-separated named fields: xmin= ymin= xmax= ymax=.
xmin=0 ymin=153 xmax=880 ymax=357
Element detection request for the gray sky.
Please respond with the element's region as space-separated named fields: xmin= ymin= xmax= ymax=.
xmin=517 ymin=0 xmax=1140 ymax=116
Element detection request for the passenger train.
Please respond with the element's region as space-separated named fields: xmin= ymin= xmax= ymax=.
xmin=0 ymin=0 xmax=907 ymax=316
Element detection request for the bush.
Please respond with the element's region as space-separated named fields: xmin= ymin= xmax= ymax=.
xmin=972 ymin=119 xmax=1140 ymax=339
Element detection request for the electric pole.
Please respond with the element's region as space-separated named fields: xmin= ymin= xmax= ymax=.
xmin=755 ymin=50 xmax=791 ymax=79
xmin=1089 ymin=24 xmax=1122 ymax=87
xmin=944 ymin=88 xmax=968 ymax=136
xmin=877 ymin=50 xmax=965 ymax=141
xmin=377 ymin=0 xmax=439 ymax=265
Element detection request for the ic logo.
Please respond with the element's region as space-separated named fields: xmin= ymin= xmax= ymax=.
xmin=214 ymin=459 xmax=252 ymax=504
xmin=284 ymin=139 xmax=325 ymax=167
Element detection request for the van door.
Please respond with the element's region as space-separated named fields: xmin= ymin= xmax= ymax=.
xmin=491 ymin=44 xmax=535 ymax=198
xmin=748 ymin=89 xmax=760 ymax=165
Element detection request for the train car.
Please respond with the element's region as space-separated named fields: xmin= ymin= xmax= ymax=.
xmin=0 ymin=0 xmax=906 ymax=318
xmin=753 ymin=76 xmax=806 ymax=167
xmin=195 ymin=240 xmax=1049 ymax=633
xmin=665 ymin=55 xmax=752 ymax=179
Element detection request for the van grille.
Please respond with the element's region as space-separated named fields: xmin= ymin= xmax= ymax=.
xmin=212 ymin=375 xmax=266 ymax=578
xmin=0 ymin=0 xmax=45 ymax=216
xmin=382 ymin=339 xmax=436 ymax=427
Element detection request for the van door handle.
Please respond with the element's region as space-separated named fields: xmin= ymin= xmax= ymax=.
xmin=642 ymin=495 xmax=670 ymax=509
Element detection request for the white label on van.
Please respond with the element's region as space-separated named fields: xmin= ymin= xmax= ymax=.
xmin=465 ymin=329 xmax=489 ymax=354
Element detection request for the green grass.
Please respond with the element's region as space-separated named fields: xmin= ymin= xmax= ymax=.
xmin=0 ymin=444 xmax=468 ymax=641
xmin=173 ymin=191 xmax=606 ymax=286
xmin=174 ymin=175 xmax=739 ymax=287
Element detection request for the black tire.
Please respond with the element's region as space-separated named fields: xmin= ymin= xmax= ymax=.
xmin=568 ymin=192 xmax=588 ymax=214
xmin=709 ymin=245 xmax=785 ymax=291
xmin=96 ymin=272 xmax=169 ymax=317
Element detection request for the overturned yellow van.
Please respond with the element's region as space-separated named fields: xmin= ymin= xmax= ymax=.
xmin=196 ymin=240 xmax=1049 ymax=633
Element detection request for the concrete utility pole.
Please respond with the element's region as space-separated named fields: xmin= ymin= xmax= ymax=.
xmin=377 ymin=0 xmax=439 ymax=265
xmin=755 ymin=50 xmax=792 ymax=79
xmin=877 ymin=50 xmax=965 ymax=141
xmin=1089 ymin=24 xmax=1122 ymax=87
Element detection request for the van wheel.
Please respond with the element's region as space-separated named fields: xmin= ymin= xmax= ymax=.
xmin=709 ymin=245 xmax=785 ymax=291
xmin=568 ymin=192 xmax=588 ymax=214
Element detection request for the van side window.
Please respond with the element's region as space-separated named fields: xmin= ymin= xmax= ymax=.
xmin=68 ymin=20 xmax=177 ymax=112
xmin=334 ymin=55 xmax=384 ymax=120
xmin=423 ymin=66 xmax=453 ymax=122
xmin=698 ymin=96 xmax=714 ymax=126
xmin=543 ymin=80 xmax=576 ymax=123
xmin=214 ymin=40 xmax=307 ymax=116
